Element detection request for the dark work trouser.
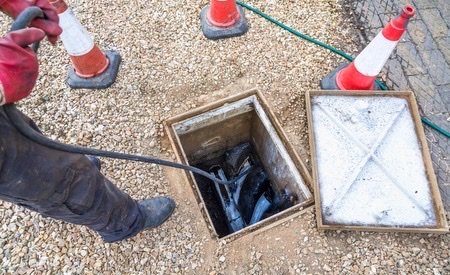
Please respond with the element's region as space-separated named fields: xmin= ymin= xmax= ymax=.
xmin=0 ymin=106 xmax=145 ymax=242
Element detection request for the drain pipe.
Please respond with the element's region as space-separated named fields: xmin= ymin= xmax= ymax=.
xmin=232 ymin=161 xmax=251 ymax=204
xmin=211 ymin=169 xmax=246 ymax=232
xmin=249 ymin=193 xmax=272 ymax=225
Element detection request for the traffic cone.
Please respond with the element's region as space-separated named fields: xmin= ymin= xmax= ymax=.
xmin=200 ymin=0 xmax=248 ymax=40
xmin=50 ymin=0 xmax=121 ymax=89
xmin=321 ymin=5 xmax=415 ymax=90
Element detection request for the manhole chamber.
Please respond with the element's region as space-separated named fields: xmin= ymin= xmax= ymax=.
xmin=165 ymin=89 xmax=313 ymax=239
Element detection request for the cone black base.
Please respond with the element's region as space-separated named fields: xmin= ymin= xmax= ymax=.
xmin=67 ymin=50 xmax=122 ymax=89
xmin=320 ymin=63 xmax=382 ymax=90
xmin=200 ymin=6 xmax=248 ymax=40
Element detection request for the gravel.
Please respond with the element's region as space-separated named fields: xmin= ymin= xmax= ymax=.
xmin=1 ymin=0 xmax=449 ymax=273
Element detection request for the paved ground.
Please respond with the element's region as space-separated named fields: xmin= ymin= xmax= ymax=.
xmin=346 ymin=0 xmax=450 ymax=209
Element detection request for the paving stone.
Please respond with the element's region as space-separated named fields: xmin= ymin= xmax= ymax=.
xmin=435 ymin=0 xmax=450 ymax=25
xmin=420 ymin=49 xmax=450 ymax=85
xmin=435 ymin=36 xmax=450 ymax=62
xmin=424 ymin=126 xmax=450 ymax=210
xmin=379 ymin=12 xmax=392 ymax=25
xmin=371 ymin=0 xmax=396 ymax=15
xmin=364 ymin=27 xmax=380 ymax=40
xmin=396 ymin=0 xmax=413 ymax=7
xmin=437 ymin=84 xmax=450 ymax=109
xmin=355 ymin=0 xmax=370 ymax=16
xmin=385 ymin=59 xmax=409 ymax=89
xmin=408 ymin=20 xmax=438 ymax=51
xmin=395 ymin=41 xmax=426 ymax=75
xmin=407 ymin=20 xmax=428 ymax=43
xmin=395 ymin=29 xmax=411 ymax=43
xmin=367 ymin=12 xmax=383 ymax=29
xmin=437 ymin=171 xmax=450 ymax=209
xmin=420 ymin=9 xmax=448 ymax=39
xmin=355 ymin=0 xmax=368 ymax=16
xmin=408 ymin=74 xmax=446 ymax=113
xmin=412 ymin=0 xmax=437 ymax=9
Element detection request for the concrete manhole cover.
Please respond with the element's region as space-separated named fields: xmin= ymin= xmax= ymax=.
xmin=307 ymin=91 xmax=448 ymax=233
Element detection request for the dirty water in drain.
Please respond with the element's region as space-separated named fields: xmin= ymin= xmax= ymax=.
xmin=194 ymin=142 xmax=298 ymax=237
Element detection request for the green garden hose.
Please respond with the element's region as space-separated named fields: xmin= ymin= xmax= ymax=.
xmin=236 ymin=1 xmax=450 ymax=139
xmin=421 ymin=117 xmax=450 ymax=139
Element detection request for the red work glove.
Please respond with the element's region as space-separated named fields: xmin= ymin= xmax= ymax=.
xmin=0 ymin=28 xmax=46 ymax=105
xmin=0 ymin=0 xmax=62 ymax=44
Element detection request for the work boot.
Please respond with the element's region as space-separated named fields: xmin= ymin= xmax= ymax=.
xmin=138 ymin=197 xmax=176 ymax=229
xmin=86 ymin=155 xmax=101 ymax=170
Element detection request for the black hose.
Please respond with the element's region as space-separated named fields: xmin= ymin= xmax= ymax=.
xmin=3 ymin=104 xmax=250 ymax=185
xmin=4 ymin=7 xmax=250 ymax=186
xmin=9 ymin=6 xmax=43 ymax=52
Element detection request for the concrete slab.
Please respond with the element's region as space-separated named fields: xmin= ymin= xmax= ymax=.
xmin=311 ymin=95 xmax=438 ymax=228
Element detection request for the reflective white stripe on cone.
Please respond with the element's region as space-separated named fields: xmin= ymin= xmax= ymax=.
xmin=59 ymin=9 xmax=94 ymax=56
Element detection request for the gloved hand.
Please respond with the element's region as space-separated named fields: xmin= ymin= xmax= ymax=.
xmin=0 ymin=0 xmax=62 ymax=44
xmin=0 ymin=28 xmax=46 ymax=105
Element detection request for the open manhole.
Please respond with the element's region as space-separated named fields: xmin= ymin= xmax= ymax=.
xmin=306 ymin=90 xmax=448 ymax=233
xmin=165 ymin=90 xmax=313 ymax=239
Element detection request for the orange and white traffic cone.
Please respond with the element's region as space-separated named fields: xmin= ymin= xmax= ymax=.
xmin=200 ymin=0 xmax=248 ymax=40
xmin=321 ymin=5 xmax=415 ymax=90
xmin=50 ymin=0 xmax=121 ymax=89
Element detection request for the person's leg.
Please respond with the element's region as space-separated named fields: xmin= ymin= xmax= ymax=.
xmin=0 ymin=106 xmax=174 ymax=242
xmin=86 ymin=155 xmax=101 ymax=170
